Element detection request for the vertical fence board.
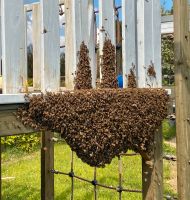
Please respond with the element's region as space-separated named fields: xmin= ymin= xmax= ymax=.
xmin=99 ymin=0 xmax=115 ymax=80
xmin=122 ymin=0 xmax=137 ymax=88
xmin=174 ymin=0 xmax=190 ymax=199
xmin=0 ymin=140 xmax=1 ymax=200
xmin=1 ymin=0 xmax=26 ymax=93
xmin=152 ymin=0 xmax=162 ymax=87
xmin=135 ymin=0 xmax=163 ymax=199
xmin=65 ymin=0 xmax=96 ymax=89
xmin=33 ymin=3 xmax=41 ymax=90
xmin=40 ymin=0 xmax=60 ymax=92
xmin=0 ymin=0 xmax=2 ymax=76
xmin=88 ymin=1 xmax=96 ymax=88
xmin=65 ymin=0 xmax=75 ymax=89
xmin=136 ymin=0 xmax=145 ymax=87
xmin=41 ymin=132 xmax=54 ymax=200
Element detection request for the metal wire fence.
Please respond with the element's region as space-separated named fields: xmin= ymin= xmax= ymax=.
xmin=52 ymin=138 xmax=143 ymax=200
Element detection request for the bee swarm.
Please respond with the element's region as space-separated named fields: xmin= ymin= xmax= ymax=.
xmin=100 ymin=39 xmax=118 ymax=89
xmin=74 ymin=42 xmax=92 ymax=90
xmin=17 ymin=89 xmax=169 ymax=167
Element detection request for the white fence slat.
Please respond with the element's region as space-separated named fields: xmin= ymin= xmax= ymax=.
xmin=137 ymin=0 xmax=161 ymax=88
xmin=136 ymin=0 xmax=146 ymax=87
xmin=1 ymin=0 xmax=26 ymax=94
xmin=122 ymin=0 xmax=137 ymax=88
xmin=153 ymin=1 xmax=162 ymax=87
xmin=65 ymin=0 xmax=75 ymax=89
xmin=65 ymin=0 xmax=96 ymax=89
xmin=40 ymin=0 xmax=60 ymax=92
xmin=99 ymin=0 xmax=115 ymax=80
xmin=32 ymin=3 xmax=41 ymax=90
xmin=0 ymin=0 xmax=2 ymax=76
xmin=144 ymin=0 xmax=154 ymax=88
xmin=99 ymin=0 xmax=115 ymax=45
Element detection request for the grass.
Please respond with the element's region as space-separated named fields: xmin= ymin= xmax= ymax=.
xmin=1 ymin=142 xmax=175 ymax=200
xmin=162 ymin=119 xmax=176 ymax=140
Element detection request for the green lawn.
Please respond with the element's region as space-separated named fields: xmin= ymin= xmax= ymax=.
xmin=2 ymin=141 xmax=175 ymax=200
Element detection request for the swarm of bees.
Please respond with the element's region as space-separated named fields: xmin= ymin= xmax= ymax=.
xmin=17 ymin=89 xmax=169 ymax=167
xmin=74 ymin=42 xmax=92 ymax=90
xmin=147 ymin=64 xmax=156 ymax=78
xmin=127 ymin=65 xmax=137 ymax=88
xmin=100 ymin=39 xmax=118 ymax=89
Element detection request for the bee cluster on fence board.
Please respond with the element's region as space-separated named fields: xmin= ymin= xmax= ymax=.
xmin=74 ymin=42 xmax=92 ymax=90
xmin=17 ymin=89 xmax=169 ymax=167
xmin=100 ymin=39 xmax=118 ymax=89
xmin=127 ymin=65 xmax=137 ymax=88
xmin=17 ymin=40 xmax=169 ymax=167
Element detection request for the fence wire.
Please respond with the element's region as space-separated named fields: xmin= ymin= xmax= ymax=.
xmin=52 ymin=136 xmax=177 ymax=200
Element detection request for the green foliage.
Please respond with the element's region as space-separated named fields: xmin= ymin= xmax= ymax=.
xmin=1 ymin=134 xmax=40 ymax=152
xmin=162 ymin=119 xmax=176 ymax=140
xmin=163 ymin=143 xmax=176 ymax=155
xmin=162 ymin=35 xmax=174 ymax=85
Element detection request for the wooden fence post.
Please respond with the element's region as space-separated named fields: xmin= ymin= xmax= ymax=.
xmin=142 ymin=128 xmax=163 ymax=199
xmin=41 ymin=132 xmax=54 ymax=200
xmin=0 ymin=139 xmax=1 ymax=200
xmin=174 ymin=0 xmax=190 ymax=199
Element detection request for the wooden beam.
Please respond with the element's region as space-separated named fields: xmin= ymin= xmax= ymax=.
xmin=40 ymin=0 xmax=60 ymax=92
xmin=1 ymin=0 xmax=27 ymax=93
xmin=174 ymin=0 xmax=190 ymax=199
xmin=0 ymin=105 xmax=35 ymax=137
xmin=41 ymin=131 xmax=54 ymax=200
xmin=32 ymin=3 xmax=42 ymax=90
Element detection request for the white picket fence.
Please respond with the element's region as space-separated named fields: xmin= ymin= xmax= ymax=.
xmin=0 ymin=0 xmax=161 ymax=101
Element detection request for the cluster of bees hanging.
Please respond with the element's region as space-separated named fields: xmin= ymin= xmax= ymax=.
xmin=100 ymin=39 xmax=118 ymax=89
xmin=127 ymin=65 xmax=137 ymax=88
xmin=17 ymin=39 xmax=169 ymax=167
xmin=74 ymin=42 xmax=92 ymax=90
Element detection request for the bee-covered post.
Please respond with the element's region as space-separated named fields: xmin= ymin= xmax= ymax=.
xmin=122 ymin=0 xmax=163 ymax=199
xmin=65 ymin=0 xmax=96 ymax=89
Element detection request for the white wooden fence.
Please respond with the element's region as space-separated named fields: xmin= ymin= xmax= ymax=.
xmin=0 ymin=0 xmax=161 ymax=97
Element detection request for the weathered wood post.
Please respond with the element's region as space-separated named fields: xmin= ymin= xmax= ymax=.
xmin=174 ymin=0 xmax=190 ymax=199
xmin=41 ymin=132 xmax=54 ymax=200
